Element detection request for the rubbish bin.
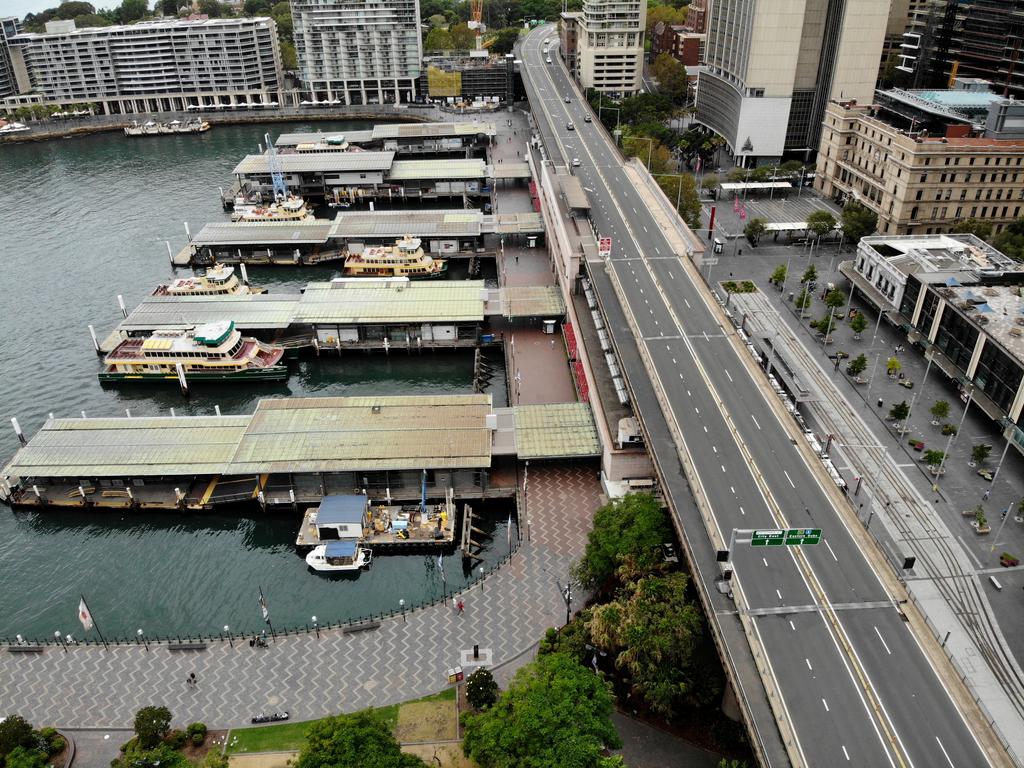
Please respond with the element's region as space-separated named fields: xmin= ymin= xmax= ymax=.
xmin=542 ymin=319 xmax=557 ymax=334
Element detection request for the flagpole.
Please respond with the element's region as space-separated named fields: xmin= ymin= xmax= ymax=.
xmin=259 ymin=585 xmax=276 ymax=640
xmin=81 ymin=594 xmax=109 ymax=649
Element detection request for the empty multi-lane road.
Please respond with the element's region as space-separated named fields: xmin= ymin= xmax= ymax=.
xmin=520 ymin=26 xmax=992 ymax=767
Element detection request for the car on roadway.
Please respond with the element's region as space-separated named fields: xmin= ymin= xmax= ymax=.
xmin=546 ymin=56 xmax=552 ymax=64
xmin=583 ymin=114 xmax=591 ymax=122
xmin=571 ymin=158 xmax=581 ymax=167
xmin=564 ymin=96 xmax=570 ymax=103
xmin=566 ymin=121 xmax=575 ymax=130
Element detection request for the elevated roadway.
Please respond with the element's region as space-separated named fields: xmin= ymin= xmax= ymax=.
xmin=520 ymin=25 xmax=998 ymax=768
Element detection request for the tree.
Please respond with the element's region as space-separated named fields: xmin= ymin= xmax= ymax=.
xmin=3 ymin=747 xmax=46 ymax=768
xmin=118 ymin=0 xmax=149 ymax=22
xmin=271 ymin=1 xmax=293 ymax=39
xmin=466 ymin=667 xmax=500 ymax=710
xmin=846 ymin=353 xmax=867 ymax=377
xmin=951 ymin=217 xmax=992 ymax=241
xmin=56 ymin=1 xmax=96 ymax=19
xmin=807 ymin=210 xmax=837 ymax=240
xmin=279 ymin=40 xmax=297 ymax=69
xmin=574 ymin=493 xmax=671 ymax=591
xmin=133 ymin=706 xmax=172 ymax=749
xmin=112 ymin=744 xmax=190 ymax=768
xmin=886 ymin=356 xmax=901 ymax=375
xmin=462 ymin=653 xmax=621 ymax=768
xmin=800 ymin=264 xmax=817 ymax=285
xmin=770 ymin=264 xmax=787 ymax=286
xmin=929 ymin=400 xmax=950 ymax=422
xmin=294 ymin=711 xmax=424 ymax=768
xmin=198 ymin=0 xmax=232 ymax=16
xmin=700 ymin=173 xmax=720 ymax=191
xmin=923 ymin=449 xmax=945 ymax=468
xmin=850 ymin=312 xmax=868 ymax=336
xmin=744 ymin=217 xmax=767 ymax=245
xmin=427 ymin=13 xmax=447 ymax=27
xmin=971 ymin=443 xmax=992 ymax=465
xmin=0 ymin=716 xmax=36 ymax=758
xmin=650 ymin=53 xmax=687 ymax=101
xmin=794 ymin=289 xmax=812 ymax=312
xmin=449 ymin=22 xmax=476 ymax=49
xmin=489 ymin=28 xmax=521 ymax=53
xmin=424 ymin=27 xmax=454 ymax=50
xmin=655 ymin=173 xmax=700 ymax=229
xmin=589 ymin=572 xmax=714 ymax=716
xmin=841 ymin=201 xmax=878 ymax=243
xmin=993 ymin=217 xmax=1024 ymax=262
xmin=645 ymin=4 xmax=687 ymax=38
xmin=824 ymin=288 xmax=846 ymax=312
xmin=889 ymin=401 xmax=910 ymax=423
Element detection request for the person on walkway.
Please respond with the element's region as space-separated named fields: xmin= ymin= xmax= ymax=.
xmin=189 ymin=672 xmax=197 ymax=688
xmin=457 ymin=599 xmax=465 ymax=614
xmin=983 ymin=489 xmax=991 ymax=501
xmin=185 ymin=677 xmax=192 ymax=690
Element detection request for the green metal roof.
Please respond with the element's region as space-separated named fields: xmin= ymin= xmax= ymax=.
xmin=504 ymin=285 xmax=566 ymax=318
xmin=294 ymin=280 xmax=486 ymax=324
xmin=388 ymin=159 xmax=488 ymax=181
xmin=513 ymin=403 xmax=600 ymax=459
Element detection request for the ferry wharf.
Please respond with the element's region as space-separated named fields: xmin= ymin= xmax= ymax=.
xmin=0 ymin=394 xmax=601 ymax=514
xmin=96 ymin=278 xmax=565 ymax=354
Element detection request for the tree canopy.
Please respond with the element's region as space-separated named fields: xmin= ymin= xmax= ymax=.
xmin=574 ymin=493 xmax=671 ymax=590
xmin=294 ymin=711 xmax=425 ymax=768
xmin=489 ymin=27 xmax=521 ymax=54
xmin=0 ymin=715 xmax=36 ymax=759
xmin=461 ymin=653 xmax=622 ymax=768
xmin=645 ymin=4 xmax=687 ymax=38
xmin=807 ymin=210 xmax=836 ymax=239
xmin=840 ymin=201 xmax=878 ymax=242
xmin=951 ymin=217 xmax=992 ymax=241
xmin=133 ymin=706 xmax=172 ymax=749
xmin=993 ymin=217 xmax=1024 ymax=262
xmin=590 ymin=572 xmax=714 ymax=716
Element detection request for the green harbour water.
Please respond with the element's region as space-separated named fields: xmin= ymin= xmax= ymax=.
xmin=0 ymin=122 xmax=512 ymax=641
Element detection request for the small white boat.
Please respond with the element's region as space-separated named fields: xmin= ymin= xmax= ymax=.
xmin=0 ymin=122 xmax=31 ymax=134
xmin=305 ymin=541 xmax=372 ymax=572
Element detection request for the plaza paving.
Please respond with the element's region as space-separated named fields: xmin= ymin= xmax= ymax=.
xmin=1 ymin=464 xmax=600 ymax=729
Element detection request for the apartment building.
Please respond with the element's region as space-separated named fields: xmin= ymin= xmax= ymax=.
xmin=816 ymin=87 xmax=1024 ymax=236
xmin=695 ymin=0 xmax=889 ymax=164
xmin=291 ymin=0 xmax=422 ymax=105
xmin=6 ymin=17 xmax=282 ymax=114
xmin=0 ymin=17 xmax=21 ymax=99
xmin=650 ymin=23 xmax=701 ymax=68
xmin=576 ymin=0 xmax=646 ymax=95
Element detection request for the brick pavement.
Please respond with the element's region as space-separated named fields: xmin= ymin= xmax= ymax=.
xmin=0 ymin=465 xmax=599 ymax=730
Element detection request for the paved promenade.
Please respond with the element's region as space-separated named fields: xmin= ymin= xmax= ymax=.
xmin=0 ymin=465 xmax=599 ymax=729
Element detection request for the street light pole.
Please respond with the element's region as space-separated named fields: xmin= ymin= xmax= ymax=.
xmin=900 ymin=352 xmax=934 ymax=436
xmin=224 ymin=624 xmax=233 ymax=648
xmin=55 ymin=630 xmax=66 ymax=653
xmin=934 ymin=385 xmax=973 ymax=482
xmin=137 ymin=628 xmax=148 ymax=651
xmin=399 ymin=599 xmax=406 ymax=623
xmin=312 ymin=615 xmax=319 ymax=639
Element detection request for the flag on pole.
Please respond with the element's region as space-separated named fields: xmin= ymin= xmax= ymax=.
xmin=507 ymin=513 xmax=513 ymax=549
xmin=437 ymin=553 xmax=446 ymax=582
xmin=78 ymin=597 xmax=94 ymax=631
xmin=258 ymin=587 xmax=270 ymax=624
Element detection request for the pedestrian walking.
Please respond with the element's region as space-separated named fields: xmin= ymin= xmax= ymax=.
xmin=457 ymin=599 xmax=465 ymax=614
xmin=185 ymin=677 xmax=192 ymax=690
xmin=983 ymin=489 xmax=991 ymax=501
xmin=1002 ymin=509 xmax=1008 ymax=520
xmin=189 ymin=672 xmax=197 ymax=688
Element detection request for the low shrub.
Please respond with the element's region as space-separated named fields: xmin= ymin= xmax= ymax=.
xmin=185 ymin=723 xmax=207 ymax=741
xmin=164 ymin=730 xmax=187 ymax=750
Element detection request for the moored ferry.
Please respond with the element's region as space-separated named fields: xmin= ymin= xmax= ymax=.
xmin=342 ymin=236 xmax=448 ymax=279
xmin=231 ymin=195 xmax=314 ymax=223
xmin=153 ymin=265 xmax=264 ymax=296
xmin=99 ymin=320 xmax=287 ymax=383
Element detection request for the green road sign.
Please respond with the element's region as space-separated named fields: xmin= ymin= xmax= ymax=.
xmin=786 ymin=528 xmax=822 ymax=545
xmin=751 ymin=529 xmax=786 ymax=546
xmin=751 ymin=528 xmax=822 ymax=547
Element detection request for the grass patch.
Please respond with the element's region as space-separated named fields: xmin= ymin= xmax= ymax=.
xmin=226 ymin=688 xmax=459 ymax=754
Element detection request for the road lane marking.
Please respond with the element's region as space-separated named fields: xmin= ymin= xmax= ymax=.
xmin=783 ymin=470 xmax=795 ymax=488
xmin=730 ymin=486 xmax=735 ymax=494
xmin=686 ymin=390 xmax=691 ymax=396
xmin=763 ymin=558 xmax=769 ymax=567
xmin=842 ymin=746 xmax=850 ymax=761
xmin=789 ymin=619 xmax=796 ymax=630
xmin=703 ymin=426 xmax=708 ymax=432
xmin=694 ymin=407 xmax=700 ymax=414
xmin=825 ymin=539 xmax=839 ymax=562
xmin=739 ymin=506 xmax=745 ymax=515
xmin=822 ymin=698 xmax=830 ymax=713
xmin=935 ymin=737 xmax=955 ymax=768
xmin=712 ymin=446 xmax=718 ymax=453
xmin=751 ymin=415 xmax=761 ymax=429
xmin=873 ymin=626 xmax=892 ymax=655
xmin=683 ymin=298 xmax=690 ymax=308
xmin=721 ymin=465 xmax=726 ymax=472
xmin=725 ymin=369 xmax=733 ymax=382
xmin=776 ymin=589 xmax=783 ymax=600
xmin=805 ymin=658 xmax=813 ymax=671
xmin=671 ymin=357 xmax=676 ymax=364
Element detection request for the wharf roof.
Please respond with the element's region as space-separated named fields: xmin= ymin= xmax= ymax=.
xmin=330 ymin=209 xmax=482 ymax=239
xmin=491 ymin=162 xmax=532 ymax=179
xmin=274 ymin=122 xmax=495 ymax=147
xmin=1 ymin=395 xmax=495 ymax=479
xmin=119 ymin=294 xmax=299 ymax=331
xmin=293 ymin=280 xmax=486 ymax=324
xmin=503 ymin=285 xmax=566 ymax=318
xmin=512 ymin=403 xmax=600 ymax=459
xmin=230 ymin=395 xmax=493 ymax=473
xmin=387 ymin=159 xmax=488 ymax=180
xmin=486 ymin=212 xmax=545 ymax=234
xmin=189 ymin=220 xmax=335 ymax=246
xmin=1 ymin=416 xmax=251 ymax=478
xmin=317 ymin=494 xmax=367 ymax=526
xmin=233 ymin=151 xmax=395 ymax=175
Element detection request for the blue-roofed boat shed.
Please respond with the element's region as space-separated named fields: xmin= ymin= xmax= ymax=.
xmin=314 ymin=494 xmax=368 ymax=538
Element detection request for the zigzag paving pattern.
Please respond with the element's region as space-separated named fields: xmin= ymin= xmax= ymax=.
xmin=0 ymin=465 xmax=602 ymax=728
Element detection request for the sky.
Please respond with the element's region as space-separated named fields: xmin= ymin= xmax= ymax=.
xmin=2 ymin=0 xmax=123 ymax=19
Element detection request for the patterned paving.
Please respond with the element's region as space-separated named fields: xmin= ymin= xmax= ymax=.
xmin=0 ymin=465 xmax=599 ymax=729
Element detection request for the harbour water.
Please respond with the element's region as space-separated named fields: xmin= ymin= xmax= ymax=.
xmin=0 ymin=121 xmax=512 ymax=640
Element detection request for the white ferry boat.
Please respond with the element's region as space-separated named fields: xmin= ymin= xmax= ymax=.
xmin=124 ymin=118 xmax=211 ymax=136
xmin=153 ymin=265 xmax=263 ymax=296
xmin=231 ymin=195 xmax=315 ymax=223
xmin=305 ymin=541 xmax=373 ymax=572
xmin=99 ymin=320 xmax=286 ymax=383
xmin=343 ymin=236 xmax=448 ymax=279
xmin=0 ymin=122 xmax=31 ymax=135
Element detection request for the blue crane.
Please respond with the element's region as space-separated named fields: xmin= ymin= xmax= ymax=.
xmin=264 ymin=132 xmax=287 ymax=201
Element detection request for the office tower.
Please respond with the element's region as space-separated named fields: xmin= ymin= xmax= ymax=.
xmin=291 ymin=0 xmax=423 ymax=105
xmin=695 ymin=0 xmax=890 ymax=163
